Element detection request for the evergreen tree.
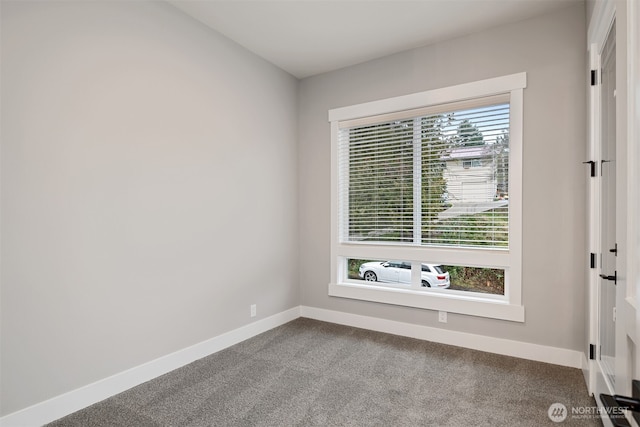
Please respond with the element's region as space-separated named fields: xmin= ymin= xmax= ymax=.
xmin=454 ymin=119 xmax=484 ymax=147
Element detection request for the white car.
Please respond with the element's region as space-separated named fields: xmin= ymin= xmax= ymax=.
xmin=358 ymin=261 xmax=450 ymax=288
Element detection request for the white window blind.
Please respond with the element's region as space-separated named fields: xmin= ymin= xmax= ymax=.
xmin=339 ymin=95 xmax=510 ymax=249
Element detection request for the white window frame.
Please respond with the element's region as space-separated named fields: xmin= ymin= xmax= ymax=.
xmin=328 ymin=73 xmax=526 ymax=322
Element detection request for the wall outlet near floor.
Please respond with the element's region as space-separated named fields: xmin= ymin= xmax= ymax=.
xmin=438 ymin=311 xmax=447 ymax=323
xmin=250 ymin=304 xmax=257 ymax=318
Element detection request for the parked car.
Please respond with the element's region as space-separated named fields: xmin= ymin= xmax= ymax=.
xmin=358 ymin=261 xmax=450 ymax=288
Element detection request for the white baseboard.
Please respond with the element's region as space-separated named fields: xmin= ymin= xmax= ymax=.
xmin=300 ymin=306 xmax=584 ymax=369
xmin=582 ymin=353 xmax=592 ymax=395
xmin=1 ymin=304 xmax=586 ymax=426
xmin=0 ymin=307 xmax=300 ymax=427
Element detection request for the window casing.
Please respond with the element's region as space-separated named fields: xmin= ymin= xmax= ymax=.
xmin=329 ymin=73 xmax=526 ymax=322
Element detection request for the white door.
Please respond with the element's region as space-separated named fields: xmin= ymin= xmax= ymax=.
xmin=589 ymin=4 xmax=639 ymax=425
xmin=597 ymin=21 xmax=617 ymax=399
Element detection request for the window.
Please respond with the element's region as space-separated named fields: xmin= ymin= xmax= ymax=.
xmin=462 ymin=159 xmax=482 ymax=169
xmin=329 ymin=73 xmax=526 ymax=322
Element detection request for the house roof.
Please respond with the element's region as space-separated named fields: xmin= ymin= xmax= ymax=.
xmin=441 ymin=145 xmax=493 ymax=161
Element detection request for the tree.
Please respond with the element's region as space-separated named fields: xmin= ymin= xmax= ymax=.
xmin=347 ymin=115 xmax=449 ymax=243
xmin=495 ymin=131 xmax=509 ymax=198
xmin=421 ymin=114 xmax=448 ymax=243
xmin=453 ymin=119 xmax=484 ymax=147
xmin=348 ymin=120 xmax=415 ymax=242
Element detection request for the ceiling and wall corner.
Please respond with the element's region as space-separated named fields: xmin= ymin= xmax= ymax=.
xmin=168 ymin=0 xmax=584 ymax=79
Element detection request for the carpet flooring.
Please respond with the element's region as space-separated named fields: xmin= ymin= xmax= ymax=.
xmin=47 ymin=318 xmax=601 ymax=426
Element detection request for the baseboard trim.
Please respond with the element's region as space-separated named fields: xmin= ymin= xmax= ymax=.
xmin=1 ymin=305 xmax=586 ymax=426
xmin=300 ymin=306 xmax=584 ymax=369
xmin=582 ymin=353 xmax=592 ymax=395
xmin=0 ymin=306 xmax=300 ymax=427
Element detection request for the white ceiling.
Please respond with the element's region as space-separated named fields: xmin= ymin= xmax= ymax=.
xmin=169 ymin=0 xmax=583 ymax=79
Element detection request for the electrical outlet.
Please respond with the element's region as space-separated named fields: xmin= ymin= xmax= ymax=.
xmin=250 ymin=304 xmax=257 ymax=318
xmin=438 ymin=311 xmax=447 ymax=323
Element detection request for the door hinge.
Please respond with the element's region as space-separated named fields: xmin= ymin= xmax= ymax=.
xmin=583 ymin=160 xmax=596 ymax=177
xmin=589 ymin=343 xmax=596 ymax=360
xmin=590 ymin=253 xmax=596 ymax=268
xmin=591 ymin=69 xmax=598 ymax=86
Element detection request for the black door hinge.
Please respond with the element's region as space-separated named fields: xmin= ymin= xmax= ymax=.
xmin=590 ymin=253 xmax=596 ymax=268
xmin=583 ymin=160 xmax=596 ymax=177
xmin=591 ymin=69 xmax=598 ymax=86
xmin=589 ymin=343 xmax=596 ymax=360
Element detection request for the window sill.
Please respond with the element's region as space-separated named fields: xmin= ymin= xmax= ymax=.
xmin=328 ymin=281 xmax=525 ymax=322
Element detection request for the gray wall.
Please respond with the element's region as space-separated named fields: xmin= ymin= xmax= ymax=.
xmin=298 ymin=4 xmax=587 ymax=349
xmin=586 ymin=0 xmax=597 ymax=29
xmin=1 ymin=1 xmax=298 ymax=415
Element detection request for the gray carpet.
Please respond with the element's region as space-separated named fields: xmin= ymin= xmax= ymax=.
xmin=47 ymin=318 xmax=601 ymax=426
